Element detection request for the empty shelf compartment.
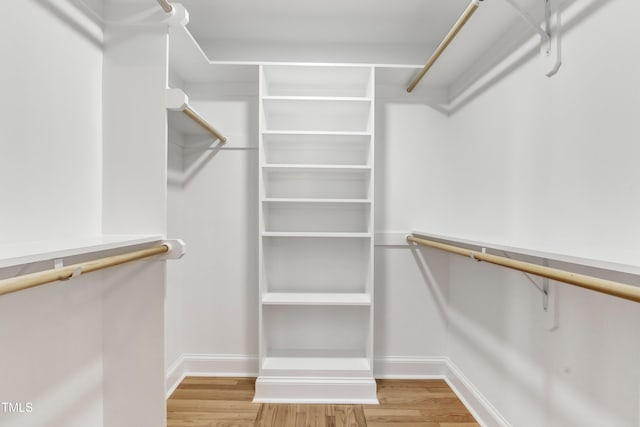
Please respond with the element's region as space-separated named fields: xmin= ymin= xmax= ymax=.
xmin=263 ymin=237 xmax=371 ymax=293
xmin=263 ymin=169 xmax=371 ymax=200
xmin=263 ymin=201 xmax=370 ymax=233
xmin=263 ymin=99 xmax=372 ymax=133
xmin=262 ymin=65 xmax=373 ymax=98
xmin=263 ymin=133 xmax=371 ymax=166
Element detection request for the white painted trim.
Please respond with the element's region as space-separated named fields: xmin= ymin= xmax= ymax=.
xmin=165 ymin=355 xmax=186 ymax=398
xmin=254 ymin=377 xmax=378 ymax=404
xmin=373 ymin=356 xmax=447 ymax=378
xmin=165 ymin=354 xmax=259 ymax=398
xmin=374 ymin=356 xmax=509 ymax=427
xmin=444 ymin=360 xmax=511 ymax=427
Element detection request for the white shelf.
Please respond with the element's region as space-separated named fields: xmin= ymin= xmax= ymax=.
xmin=168 ymin=12 xmax=258 ymax=85
xmin=262 ymin=164 xmax=370 ymax=171
xmin=262 ymin=130 xmax=371 ymax=137
xmin=412 ymin=230 xmax=640 ymax=277
xmin=264 ymin=198 xmax=371 ymax=204
xmin=0 ymin=235 xmax=164 ymax=269
xmin=262 ymin=292 xmax=371 ymax=306
xmin=263 ymin=96 xmax=371 ymax=102
xmin=262 ymin=232 xmax=371 ymax=238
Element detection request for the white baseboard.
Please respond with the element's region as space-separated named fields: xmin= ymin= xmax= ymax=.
xmin=165 ymin=353 xmax=509 ymax=427
xmin=375 ymin=356 xmax=509 ymax=427
xmin=444 ymin=360 xmax=511 ymax=427
xmin=374 ymin=356 xmax=448 ymax=378
xmin=165 ymin=356 xmax=186 ymax=398
xmin=165 ymin=353 xmax=259 ymax=398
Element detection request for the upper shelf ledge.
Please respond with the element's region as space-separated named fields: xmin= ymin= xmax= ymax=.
xmin=0 ymin=235 xmax=164 ymax=269
xmin=411 ymin=230 xmax=640 ymax=277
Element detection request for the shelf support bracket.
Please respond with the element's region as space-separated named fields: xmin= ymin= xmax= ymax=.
xmin=503 ymin=0 xmax=561 ymax=76
xmin=500 ymin=252 xmax=558 ymax=330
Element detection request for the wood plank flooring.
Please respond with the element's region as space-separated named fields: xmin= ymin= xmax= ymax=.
xmin=167 ymin=377 xmax=480 ymax=427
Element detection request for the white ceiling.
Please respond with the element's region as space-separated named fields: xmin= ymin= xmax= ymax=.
xmin=175 ymin=0 xmax=548 ymax=85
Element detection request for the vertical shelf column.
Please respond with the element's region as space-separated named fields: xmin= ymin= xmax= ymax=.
xmin=255 ymin=65 xmax=377 ymax=403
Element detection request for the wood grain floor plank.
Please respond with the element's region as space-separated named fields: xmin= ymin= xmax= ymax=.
xmin=167 ymin=378 xmax=478 ymax=427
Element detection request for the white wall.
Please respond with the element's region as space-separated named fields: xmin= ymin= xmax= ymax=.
xmin=0 ymin=0 xmax=103 ymax=244
xmin=374 ymin=101 xmax=451 ymax=363
xmin=421 ymin=0 xmax=640 ymax=425
xmin=165 ymin=88 xmax=260 ymax=381
xmin=0 ymin=2 xmax=104 ymax=426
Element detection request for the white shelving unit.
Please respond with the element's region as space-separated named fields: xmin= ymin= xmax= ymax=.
xmin=256 ymin=64 xmax=377 ymax=403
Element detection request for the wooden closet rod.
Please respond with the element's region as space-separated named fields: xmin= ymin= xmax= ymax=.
xmin=183 ymin=107 xmax=228 ymax=143
xmin=407 ymin=0 xmax=483 ymax=93
xmin=406 ymin=235 xmax=640 ymax=304
xmin=157 ymin=0 xmax=173 ymax=14
xmin=0 ymin=245 xmax=169 ymax=297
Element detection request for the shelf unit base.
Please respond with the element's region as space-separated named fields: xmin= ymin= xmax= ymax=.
xmin=253 ymin=377 xmax=378 ymax=404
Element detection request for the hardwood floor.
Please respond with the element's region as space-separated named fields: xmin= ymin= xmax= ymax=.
xmin=167 ymin=377 xmax=480 ymax=427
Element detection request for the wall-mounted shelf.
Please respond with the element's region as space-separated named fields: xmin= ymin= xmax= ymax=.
xmin=412 ymin=230 xmax=640 ymax=277
xmin=0 ymin=235 xmax=164 ymax=269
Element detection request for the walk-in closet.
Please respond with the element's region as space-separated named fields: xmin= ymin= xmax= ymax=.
xmin=1 ymin=0 xmax=639 ymax=426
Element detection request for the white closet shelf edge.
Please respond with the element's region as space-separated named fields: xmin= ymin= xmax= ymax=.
xmin=411 ymin=230 xmax=640 ymax=276
xmin=262 ymin=292 xmax=371 ymax=306
xmin=262 ymin=96 xmax=372 ymax=102
xmin=263 ymin=198 xmax=371 ymax=204
xmin=261 ymin=130 xmax=372 ymax=137
xmin=0 ymin=235 xmax=165 ymax=269
xmin=262 ymin=232 xmax=371 ymax=238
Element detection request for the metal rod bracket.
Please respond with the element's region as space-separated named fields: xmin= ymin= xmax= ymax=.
xmin=503 ymin=0 xmax=561 ymax=76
